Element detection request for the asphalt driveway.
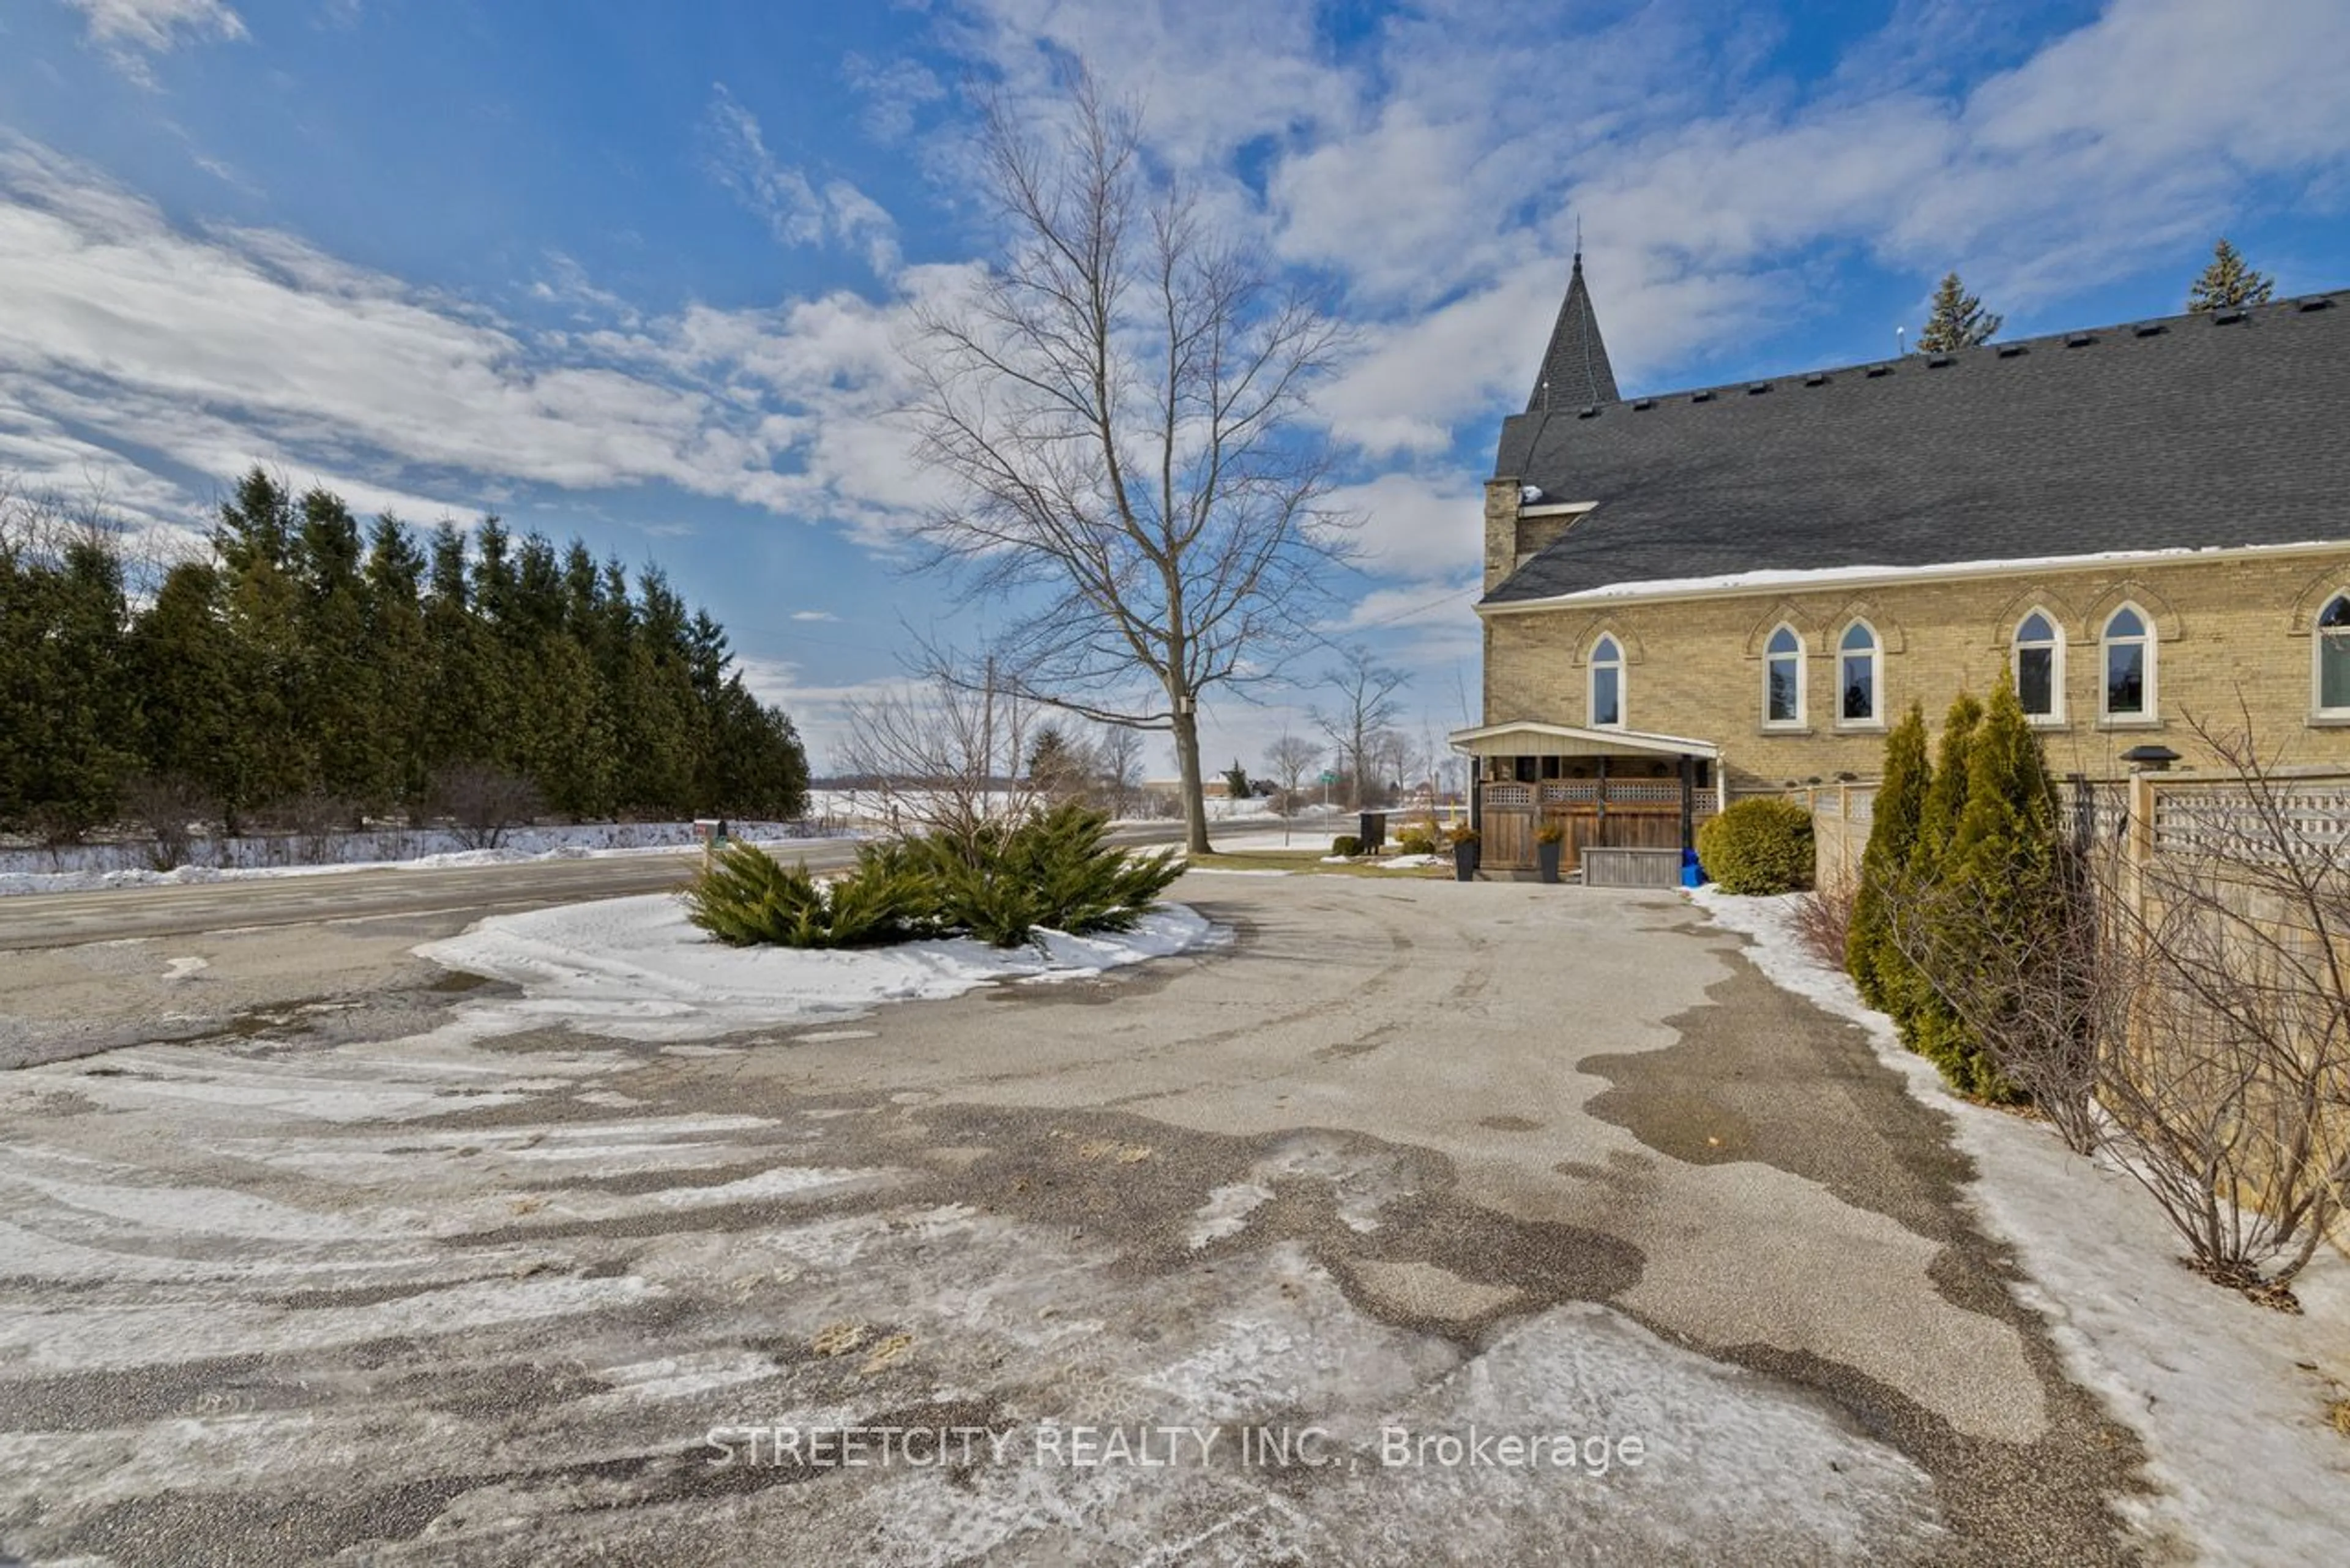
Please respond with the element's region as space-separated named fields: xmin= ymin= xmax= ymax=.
xmin=0 ymin=873 xmax=2148 ymax=1565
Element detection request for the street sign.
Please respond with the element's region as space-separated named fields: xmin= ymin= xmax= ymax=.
xmin=1318 ymin=771 xmax=1338 ymax=785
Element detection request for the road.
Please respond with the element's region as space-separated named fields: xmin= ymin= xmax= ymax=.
xmin=0 ymin=823 xmax=1196 ymax=952
xmin=0 ymin=871 xmax=2147 ymax=1566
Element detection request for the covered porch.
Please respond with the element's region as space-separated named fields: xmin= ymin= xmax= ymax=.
xmin=1448 ymin=720 xmax=1724 ymax=877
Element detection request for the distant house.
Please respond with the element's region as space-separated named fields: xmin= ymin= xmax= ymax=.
xmin=1453 ymin=255 xmax=2350 ymax=872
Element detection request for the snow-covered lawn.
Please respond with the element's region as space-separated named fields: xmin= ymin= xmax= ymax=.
xmin=416 ymin=894 xmax=1226 ymax=1042
xmin=0 ymin=821 xmax=827 ymax=898
xmin=1695 ymin=887 xmax=2350 ymax=1564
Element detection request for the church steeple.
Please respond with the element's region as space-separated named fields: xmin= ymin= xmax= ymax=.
xmin=1526 ymin=250 xmax=1619 ymax=413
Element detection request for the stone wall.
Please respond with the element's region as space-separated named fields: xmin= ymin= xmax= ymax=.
xmin=1483 ymin=548 xmax=2350 ymax=792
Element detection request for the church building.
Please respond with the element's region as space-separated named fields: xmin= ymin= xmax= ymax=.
xmin=1452 ymin=258 xmax=2350 ymax=874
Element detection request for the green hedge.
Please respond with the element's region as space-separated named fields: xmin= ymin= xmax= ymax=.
xmin=1696 ymin=798 xmax=1815 ymax=895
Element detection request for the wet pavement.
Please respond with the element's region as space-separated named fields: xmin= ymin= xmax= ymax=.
xmin=0 ymin=874 xmax=2154 ymax=1564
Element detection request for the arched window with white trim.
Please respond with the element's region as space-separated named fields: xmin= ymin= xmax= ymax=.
xmin=2316 ymin=595 xmax=2350 ymax=717
xmin=1589 ymin=633 xmax=1624 ymax=728
xmin=1763 ymin=624 xmax=1804 ymax=728
xmin=2101 ymin=605 xmax=2154 ymax=720
xmin=2013 ymin=610 xmax=2064 ymax=723
xmin=1838 ymin=621 xmax=1881 ymax=725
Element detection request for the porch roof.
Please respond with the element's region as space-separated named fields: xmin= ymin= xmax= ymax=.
xmin=1445 ymin=719 xmax=1720 ymax=761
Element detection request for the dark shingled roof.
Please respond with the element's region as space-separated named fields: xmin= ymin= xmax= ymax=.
xmin=1488 ymin=289 xmax=2350 ymax=605
xmin=1525 ymin=253 xmax=1619 ymax=413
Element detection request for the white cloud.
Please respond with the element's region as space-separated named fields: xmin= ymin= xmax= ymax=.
xmin=843 ymin=52 xmax=947 ymax=143
xmin=939 ymin=0 xmax=2349 ymax=453
xmin=1320 ymin=471 xmax=1482 ymax=581
xmin=0 ymin=135 xmax=958 ymax=548
xmin=790 ymin=609 xmax=838 ymax=622
xmin=947 ymin=0 xmax=1357 ymax=171
xmin=704 ymin=85 xmax=903 ymax=276
xmin=64 ymin=0 xmax=245 ymax=83
xmin=731 ymin=657 xmax=927 ymax=772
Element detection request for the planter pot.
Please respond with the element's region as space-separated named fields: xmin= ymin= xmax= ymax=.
xmin=1535 ymin=840 xmax=1563 ymax=883
xmin=1452 ymin=840 xmax=1480 ymax=882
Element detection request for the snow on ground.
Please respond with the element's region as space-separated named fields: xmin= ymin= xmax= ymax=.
xmin=1693 ymin=886 xmax=2350 ymax=1565
xmin=0 ymin=821 xmax=829 ymax=898
xmin=416 ymin=895 xmax=1226 ymax=1042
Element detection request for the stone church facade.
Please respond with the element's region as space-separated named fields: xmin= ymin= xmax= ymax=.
xmin=1459 ymin=258 xmax=2350 ymax=823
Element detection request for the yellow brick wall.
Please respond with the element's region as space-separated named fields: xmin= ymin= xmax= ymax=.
xmin=1483 ymin=551 xmax=2350 ymax=791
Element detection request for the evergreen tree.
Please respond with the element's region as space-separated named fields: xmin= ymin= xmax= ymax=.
xmin=0 ymin=474 xmax=807 ymax=834
xmin=1917 ymin=272 xmax=2002 ymax=351
xmin=291 ymin=487 xmax=373 ymax=802
xmin=130 ymin=560 xmax=242 ymax=807
xmin=1028 ymin=725 xmax=1092 ymax=803
xmin=214 ymin=470 xmax=312 ymax=816
xmin=420 ymin=519 xmax=489 ymax=773
xmin=1898 ymin=692 xmax=1983 ymax=1081
xmin=362 ymin=515 xmax=432 ymax=804
xmin=1927 ymin=672 xmax=2065 ymax=1102
xmin=1847 ymin=701 xmax=1928 ymax=1010
xmin=2187 ymin=237 xmax=2275 ymax=312
xmin=22 ymin=538 xmax=138 ymax=833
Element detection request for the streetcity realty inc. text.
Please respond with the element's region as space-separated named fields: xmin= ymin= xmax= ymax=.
xmin=704 ymin=1423 xmax=1647 ymax=1475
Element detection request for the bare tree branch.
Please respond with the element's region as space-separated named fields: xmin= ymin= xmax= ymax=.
xmin=902 ymin=69 xmax=1354 ymax=854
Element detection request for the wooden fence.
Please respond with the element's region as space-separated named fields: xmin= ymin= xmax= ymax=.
xmin=1792 ymin=767 xmax=2350 ymax=1258
xmin=1479 ymin=779 xmax=1715 ymax=875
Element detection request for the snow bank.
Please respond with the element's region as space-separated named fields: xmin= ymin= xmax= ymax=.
xmin=0 ymin=821 xmax=832 ymax=898
xmin=1693 ymin=887 xmax=2350 ymax=1564
xmin=416 ymin=894 xmax=1225 ymax=1042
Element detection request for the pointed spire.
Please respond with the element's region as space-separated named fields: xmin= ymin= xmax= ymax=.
xmin=1526 ymin=248 xmax=1619 ymax=413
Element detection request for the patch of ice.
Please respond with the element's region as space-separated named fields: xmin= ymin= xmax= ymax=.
xmin=1185 ymin=1182 xmax=1274 ymax=1249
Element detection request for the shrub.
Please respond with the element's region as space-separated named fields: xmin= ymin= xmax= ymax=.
xmin=120 ymin=773 xmax=216 ymax=872
xmin=1846 ymin=703 xmax=1928 ymax=1010
xmin=1535 ymin=821 xmax=1567 ymax=846
xmin=1395 ymin=828 xmax=1437 ymax=856
xmin=912 ymin=802 xmax=1185 ymax=949
xmin=431 ymin=761 xmax=543 ymax=851
xmin=687 ymin=803 xmax=1183 ymax=952
xmin=682 ymin=840 xmax=928 ymax=949
xmin=1893 ymin=693 xmax=1983 ymax=1079
xmin=1332 ymin=834 xmax=1362 ymax=857
xmin=1902 ymin=676 xmax=2056 ymax=1103
xmin=1792 ymin=880 xmax=1857 ymax=971
xmin=1695 ymin=798 xmax=1815 ymax=894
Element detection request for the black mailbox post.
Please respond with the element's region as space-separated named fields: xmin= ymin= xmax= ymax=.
xmin=1357 ymin=811 xmax=1387 ymax=854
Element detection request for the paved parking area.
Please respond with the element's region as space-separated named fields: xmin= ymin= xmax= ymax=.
xmin=0 ymin=874 xmax=2148 ymax=1565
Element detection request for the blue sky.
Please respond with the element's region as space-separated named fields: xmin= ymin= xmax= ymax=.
xmin=3 ymin=0 xmax=2346 ymax=777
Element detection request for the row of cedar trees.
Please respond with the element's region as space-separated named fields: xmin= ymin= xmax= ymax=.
xmin=1 ymin=468 xmax=809 ymax=836
xmin=1843 ymin=675 xmax=2063 ymax=1101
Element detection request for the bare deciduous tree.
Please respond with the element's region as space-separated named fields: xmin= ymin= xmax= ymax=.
xmin=1094 ymin=723 xmax=1144 ymax=818
xmin=1879 ymin=711 xmax=2350 ymax=1303
xmin=905 ymin=72 xmax=1351 ymax=856
xmin=430 ymin=763 xmax=543 ymax=851
xmin=1262 ymin=731 xmax=1321 ymax=810
xmin=2093 ymin=719 xmax=2350 ymax=1300
xmin=1311 ymin=645 xmax=1409 ymax=810
xmin=119 ymin=774 xmax=217 ymax=873
xmin=837 ymin=670 xmax=1035 ymax=841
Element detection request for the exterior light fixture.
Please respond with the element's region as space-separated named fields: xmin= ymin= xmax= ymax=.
xmin=2120 ymin=744 xmax=2180 ymax=772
